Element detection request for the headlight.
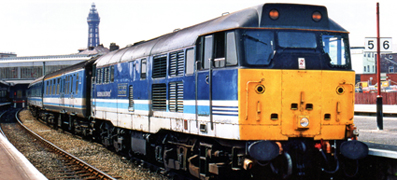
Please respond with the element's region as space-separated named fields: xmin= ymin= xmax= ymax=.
xmin=300 ymin=117 xmax=309 ymax=127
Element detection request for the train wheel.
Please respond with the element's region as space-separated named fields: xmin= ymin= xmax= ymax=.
xmin=100 ymin=122 xmax=114 ymax=149
xmin=53 ymin=114 xmax=59 ymax=130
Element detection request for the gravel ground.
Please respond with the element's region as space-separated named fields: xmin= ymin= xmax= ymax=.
xmin=18 ymin=109 xmax=168 ymax=180
xmin=2 ymin=123 xmax=66 ymax=179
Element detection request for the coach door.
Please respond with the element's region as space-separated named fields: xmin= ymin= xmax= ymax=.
xmin=195 ymin=35 xmax=213 ymax=130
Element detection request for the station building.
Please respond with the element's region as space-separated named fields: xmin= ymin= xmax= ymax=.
xmin=351 ymin=46 xmax=397 ymax=86
xmin=0 ymin=3 xmax=113 ymax=108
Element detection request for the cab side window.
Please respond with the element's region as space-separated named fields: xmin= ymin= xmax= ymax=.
xmin=196 ymin=31 xmax=238 ymax=70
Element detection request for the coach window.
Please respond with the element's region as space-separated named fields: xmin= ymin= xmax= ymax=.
xmin=49 ymin=80 xmax=52 ymax=95
xmin=58 ymin=78 xmax=60 ymax=95
xmin=141 ymin=59 xmax=147 ymax=79
xmin=53 ymin=79 xmax=56 ymax=95
xmin=69 ymin=75 xmax=73 ymax=94
xmin=186 ymin=48 xmax=195 ymax=75
xmin=46 ymin=81 xmax=49 ymax=95
xmin=110 ymin=65 xmax=115 ymax=83
xmin=64 ymin=78 xmax=67 ymax=94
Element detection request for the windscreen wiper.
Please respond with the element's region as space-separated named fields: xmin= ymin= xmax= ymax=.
xmin=242 ymin=34 xmax=267 ymax=45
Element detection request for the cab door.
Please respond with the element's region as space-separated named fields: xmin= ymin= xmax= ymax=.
xmin=196 ymin=35 xmax=213 ymax=116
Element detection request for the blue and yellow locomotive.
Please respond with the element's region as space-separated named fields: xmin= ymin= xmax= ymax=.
xmin=28 ymin=3 xmax=368 ymax=179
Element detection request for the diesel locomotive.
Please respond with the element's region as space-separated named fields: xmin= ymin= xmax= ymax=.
xmin=28 ymin=3 xmax=368 ymax=179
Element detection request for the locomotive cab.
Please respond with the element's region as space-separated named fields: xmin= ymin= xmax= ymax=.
xmin=194 ymin=3 xmax=368 ymax=178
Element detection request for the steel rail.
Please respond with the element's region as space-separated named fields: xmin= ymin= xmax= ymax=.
xmin=15 ymin=109 xmax=117 ymax=180
xmin=0 ymin=110 xmax=9 ymax=137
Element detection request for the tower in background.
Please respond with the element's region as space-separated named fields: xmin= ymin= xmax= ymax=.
xmin=87 ymin=3 xmax=100 ymax=49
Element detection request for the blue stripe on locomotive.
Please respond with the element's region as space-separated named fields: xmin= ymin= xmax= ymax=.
xmin=94 ymin=56 xmax=238 ymax=115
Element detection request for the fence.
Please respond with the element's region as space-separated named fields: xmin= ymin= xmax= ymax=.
xmin=355 ymin=92 xmax=397 ymax=105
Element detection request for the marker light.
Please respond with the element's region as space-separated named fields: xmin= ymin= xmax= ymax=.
xmin=312 ymin=11 xmax=322 ymax=22
xmin=300 ymin=117 xmax=309 ymax=127
xmin=269 ymin=9 xmax=279 ymax=20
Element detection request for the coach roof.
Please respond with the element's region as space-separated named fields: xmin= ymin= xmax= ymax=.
xmin=95 ymin=3 xmax=347 ymax=67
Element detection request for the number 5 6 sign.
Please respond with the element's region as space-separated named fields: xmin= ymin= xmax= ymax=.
xmin=364 ymin=37 xmax=392 ymax=53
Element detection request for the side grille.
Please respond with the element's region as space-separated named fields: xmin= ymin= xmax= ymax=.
xmin=152 ymin=84 xmax=166 ymax=111
xmin=169 ymin=51 xmax=184 ymax=76
xmin=169 ymin=82 xmax=184 ymax=112
xmin=153 ymin=55 xmax=167 ymax=78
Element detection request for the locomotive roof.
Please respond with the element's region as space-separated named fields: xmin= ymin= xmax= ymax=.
xmin=95 ymin=3 xmax=347 ymax=67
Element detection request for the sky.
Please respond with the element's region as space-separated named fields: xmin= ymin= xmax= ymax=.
xmin=1 ymin=0 xmax=397 ymax=56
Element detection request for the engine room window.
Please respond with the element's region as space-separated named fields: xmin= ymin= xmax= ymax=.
xmin=322 ymin=35 xmax=348 ymax=66
xmin=186 ymin=48 xmax=195 ymax=75
xmin=141 ymin=59 xmax=147 ymax=79
xmin=243 ymin=30 xmax=274 ymax=65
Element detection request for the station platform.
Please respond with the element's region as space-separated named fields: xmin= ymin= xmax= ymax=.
xmin=355 ymin=104 xmax=397 ymax=114
xmin=354 ymin=115 xmax=397 ymax=158
xmin=0 ymin=133 xmax=46 ymax=180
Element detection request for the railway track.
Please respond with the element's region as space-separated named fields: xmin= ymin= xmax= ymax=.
xmin=8 ymin=108 xmax=397 ymax=179
xmin=0 ymin=108 xmax=118 ymax=180
xmin=18 ymin=109 xmax=170 ymax=180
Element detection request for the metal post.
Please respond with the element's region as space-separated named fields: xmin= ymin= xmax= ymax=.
xmin=376 ymin=2 xmax=383 ymax=130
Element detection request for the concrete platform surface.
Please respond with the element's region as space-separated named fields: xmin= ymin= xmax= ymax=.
xmin=355 ymin=104 xmax=397 ymax=114
xmin=354 ymin=115 xmax=397 ymax=151
xmin=0 ymin=134 xmax=46 ymax=180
